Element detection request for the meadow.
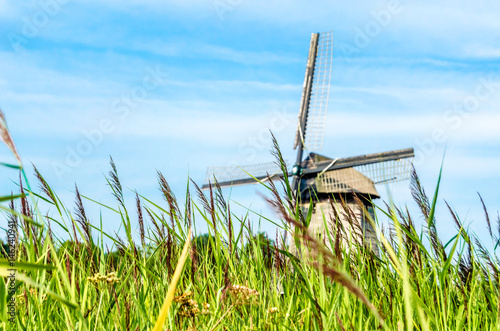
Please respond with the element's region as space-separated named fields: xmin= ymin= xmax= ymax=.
xmin=1 ymin=118 xmax=499 ymax=330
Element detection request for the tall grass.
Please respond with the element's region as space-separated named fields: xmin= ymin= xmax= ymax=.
xmin=1 ymin=113 xmax=500 ymax=330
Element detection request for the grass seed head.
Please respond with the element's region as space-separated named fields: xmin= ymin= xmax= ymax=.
xmin=87 ymin=272 xmax=120 ymax=286
xmin=268 ymin=307 xmax=278 ymax=314
xmin=201 ymin=303 xmax=210 ymax=315
xmin=227 ymin=285 xmax=260 ymax=305
xmin=174 ymin=292 xmax=202 ymax=318
xmin=16 ymin=288 xmax=47 ymax=305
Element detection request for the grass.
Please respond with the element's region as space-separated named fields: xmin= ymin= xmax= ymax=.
xmin=1 ymin=114 xmax=500 ymax=330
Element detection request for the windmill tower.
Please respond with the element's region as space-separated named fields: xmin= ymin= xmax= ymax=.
xmin=202 ymin=31 xmax=414 ymax=253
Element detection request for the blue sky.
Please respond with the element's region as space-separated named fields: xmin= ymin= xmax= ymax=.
xmin=1 ymin=0 xmax=499 ymax=247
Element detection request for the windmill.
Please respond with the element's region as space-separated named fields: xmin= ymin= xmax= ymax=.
xmin=202 ymin=31 xmax=414 ymax=253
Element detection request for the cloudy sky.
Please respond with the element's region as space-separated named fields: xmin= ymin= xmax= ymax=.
xmin=1 ymin=0 xmax=499 ymax=247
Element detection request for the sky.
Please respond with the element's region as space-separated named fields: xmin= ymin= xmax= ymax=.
xmin=0 ymin=0 xmax=499 ymax=249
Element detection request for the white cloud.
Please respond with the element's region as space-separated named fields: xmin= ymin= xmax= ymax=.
xmin=0 ymin=1 xmax=16 ymax=18
xmin=113 ymin=107 xmax=296 ymax=146
xmin=442 ymin=154 xmax=500 ymax=178
xmin=463 ymin=45 xmax=500 ymax=59
xmin=195 ymin=44 xmax=301 ymax=65
xmin=167 ymin=79 xmax=300 ymax=93
xmin=323 ymin=111 xmax=500 ymax=142
xmin=7 ymin=0 xmax=498 ymax=65
xmin=334 ymin=85 xmax=462 ymax=102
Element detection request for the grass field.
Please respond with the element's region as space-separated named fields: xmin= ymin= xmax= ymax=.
xmin=1 ymin=119 xmax=500 ymax=330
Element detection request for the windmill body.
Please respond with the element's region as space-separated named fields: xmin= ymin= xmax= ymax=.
xmin=294 ymin=154 xmax=380 ymax=254
xmin=203 ymin=31 xmax=414 ymax=253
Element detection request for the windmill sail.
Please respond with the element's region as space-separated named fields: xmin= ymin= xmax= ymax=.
xmin=294 ymin=31 xmax=334 ymax=152
xmin=202 ymin=148 xmax=414 ymax=190
xmin=315 ymin=157 xmax=414 ymax=194
xmin=303 ymin=148 xmax=414 ymax=176
xmin=202 ymin=161 xmax=290 ymax=189
xmin=305 ymin=148 xmax=414 ymax=193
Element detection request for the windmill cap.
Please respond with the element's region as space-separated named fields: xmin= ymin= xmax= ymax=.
xmin=315 ymin=167 xmax=380 ymax=198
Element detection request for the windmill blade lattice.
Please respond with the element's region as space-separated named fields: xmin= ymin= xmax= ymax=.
xmin=204 ymin=161 xmax=290 ymax=189
xmin=354 ymin=157 xmax=414 ymax=185
xmin=295 ymin=31 xmax=334 ymax=152
xmin=315 ymin=157 xmax=414 ymax=193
